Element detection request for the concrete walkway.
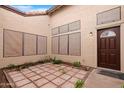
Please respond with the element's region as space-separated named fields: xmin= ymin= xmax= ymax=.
xmin=84 ymin=69 xmax=124 ymax=88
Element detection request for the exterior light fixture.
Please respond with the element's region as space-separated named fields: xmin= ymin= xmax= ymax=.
xmin=89 ymin=32 xmax=93 ymax=36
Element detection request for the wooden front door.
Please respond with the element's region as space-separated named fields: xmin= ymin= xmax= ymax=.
xmin=97 ymin=26 xmax=120 ymax=70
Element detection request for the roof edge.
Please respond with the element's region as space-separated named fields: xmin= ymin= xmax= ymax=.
xmin=47 ymin=5 xmax=64 ymax=14
xmin=0 ymin=5 xmax=64 ymax=17
xmin=0 ymin=5 xmax=26 ymax=16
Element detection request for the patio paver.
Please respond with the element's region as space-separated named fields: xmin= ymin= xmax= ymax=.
xmin=40 ymin=72 xmax=50 ymax=77
xmin=45 ymin=74 xmax=57 ymax=81
xmin=68 ymin=77 xmax=79 ymax=84
xmin=51 ymin=77 xmax=66 ymax=86
xmin=12 ymin=75 xmax=26 ymax=82
xmin=29 ymin=75 xmax=41 ymax=81
xmin=34 ymin=78 xmax=49 ymax=87
xmin=4 ymin=63 xmax=90 ymax=88
xmin=21 ymin=83 xmax=37 ymax=88
xmin=25 ymin=72 xmax=36 ymax=78
xmin=74 ymin=73 xmax=85 ymax=79
xmin=60 ymin=74 xmax=71 ymax=80
xmin=41 ymin=82 xmax=57 ymax=88
xmin=15 ymin=79 xmax=30 ymax=87
xmin=61 ymin=81 xmax=74 ymax=88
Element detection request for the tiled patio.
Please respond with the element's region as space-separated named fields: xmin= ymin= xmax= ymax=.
xmin=4 ymin=63 xmax=90 ymax=88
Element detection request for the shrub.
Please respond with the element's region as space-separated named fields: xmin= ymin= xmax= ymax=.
xmin=53 ymin=60 xmax=62 ymax=64
xmin=121 ymin=83 xmax=124 ymax=88
xmin=73 ymin=61 xmax=81 ymax=67
xmin=7 ymin=64 xmax=16 ymax=69
xmin=20 ymin=62 xmax=35 ymax=69
xmin=52 ymin=57 xmax=62 ymax=64
xmin=3 ymin=58 xmax=52 ymax=70
xmin=74 ymin=80 xmax=84 ymax=88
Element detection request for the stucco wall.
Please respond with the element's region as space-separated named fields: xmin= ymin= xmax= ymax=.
xmin=0 ymin=5 xmax=124 ymax=73
xmin=0 ymin=8 xmax=50 ymax=68
xmin=50 ymin=5 xmax=124 ymax=72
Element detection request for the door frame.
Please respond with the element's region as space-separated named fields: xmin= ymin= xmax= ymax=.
xmin=97 ymin=26 xmax=121 ymax=70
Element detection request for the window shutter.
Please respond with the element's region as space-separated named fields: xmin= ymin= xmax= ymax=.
xmin=4 ymin=29 xmax=23 ymax=57
xmin=59 ymin=35 xmax=68 ymax=55
xmin=52 ymin=36 xmax=59 ymax=54
xmin=24 ymin=33 xmax=36 ymax=55
xmin=38 ymin=36 xmax=47 ymax=55
xmin=69 ymin=32 xmax=81 ymax=56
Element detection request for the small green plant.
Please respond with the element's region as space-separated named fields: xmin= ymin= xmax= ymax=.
xmin=53 ymin=60 xmax=62 ymax=64
xmin=121 ymin=83 xmax=124 ymax=88
xmin=52 ymin=57 xmax=62 ymax=64
xmin=3 ymin=58 xmax=52 ymax=70
xmin=7 ymin=64 xmax=16 ymax=69
xmin=20 ymin=62 xmax=35 ymax=69
xmin=73 ymin=61 xmax=81 ymax=67
xmin=74 ymin=80 xmax=84 ymax=88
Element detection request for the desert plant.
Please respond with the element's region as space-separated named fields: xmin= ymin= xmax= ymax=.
xmin=3 ymin=58 xmax=53 ymax=70
xmin=121 ymin=83 xmax=124 ymax=88
xmin=74 ymin=80 xmax=84 ymax=88
xmin=7 ymin=64 xmax=16 ymax=69
xmin=73 ymin=61 xmax=81 ymax=67
xmin=53 ymin=60 xmax=62 ymax=64
xmin=52 ymin=57 xmax=62 ymax=64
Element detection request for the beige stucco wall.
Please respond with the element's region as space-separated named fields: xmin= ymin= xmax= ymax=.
xmin=0 ymin=5 xmax=124 ymax=72
xmin=50 ymin=5 xmax=124 ymax=72
xmin=0 ymin=8 xmax=50 ymax=68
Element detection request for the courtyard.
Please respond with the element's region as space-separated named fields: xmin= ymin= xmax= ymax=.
xmin=3 ymin=62 xmax=91 ymax=88
xmin=0 ymin=5 xmax=124 ymax=88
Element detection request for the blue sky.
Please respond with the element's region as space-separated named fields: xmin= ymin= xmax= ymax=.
xmin=11 ymin=5 xmax=53 ymax=12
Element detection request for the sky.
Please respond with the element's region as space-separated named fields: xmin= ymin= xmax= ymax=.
xmin=11 ymin=5 xmax=53 ymax=12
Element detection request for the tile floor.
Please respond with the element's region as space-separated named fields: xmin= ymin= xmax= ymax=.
xmin=5 ymin=63 xmax=89 ymax=88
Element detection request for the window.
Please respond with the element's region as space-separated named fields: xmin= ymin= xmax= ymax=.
xmin=52 ymin=27 xmax=59 ymax=35
xmin=37 ymin=36 xmax=47 ymax=55
xmin=59 ymin=24 xmax=68 ymax=34
xmin=52 ymin=36 xmax=59 ymax=54
xmin=3 ymin=29 xmax=47 ymax=57
xmin=4 ymin=29 xmax=23 ymax=57
xmin=24 ymin=33 xmax=37 ymax=56
xmin=100 ymin=31 xmax=116 ymax=38
xmin=59 ymin=35 xmax=68 ymax=55
xmin=51 ymin=20 xmax=81 ymax=56
xmin=69 ymin=32 xmax=81 ymax=56
xmin=97 ymin=7 xmax=121 ymax=25
xmin=69 ymin=20 xmax=80 ymax=31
